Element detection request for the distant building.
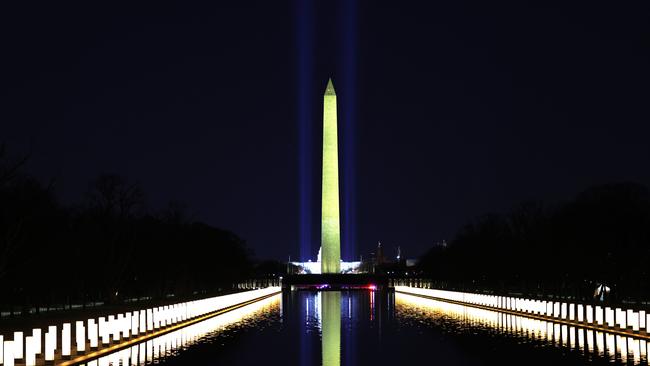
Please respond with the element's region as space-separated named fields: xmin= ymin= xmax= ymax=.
xmin=375 ymin=241 xmax=385 ymax=265
xmin=368 ymin=241 xmax=420 ymax=275
xmin=290 ymin=246 xmax=362 ymax=274
xmin=405 ymin=259 xmax=418 ymax=267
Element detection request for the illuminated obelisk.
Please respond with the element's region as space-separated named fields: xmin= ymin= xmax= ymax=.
xmin=321 ymin=78 xmax=341 ymax=274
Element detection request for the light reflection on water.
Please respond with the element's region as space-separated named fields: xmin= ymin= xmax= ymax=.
xmin=78 ymin=290 xmax=650 ymax=365
xmin=396 ymin=292 xmax=649 ymax=365
xmin=78 ymin=294 xmax=281 ymax=366
xmin=321 ymin=292 xmax=341 ymax=366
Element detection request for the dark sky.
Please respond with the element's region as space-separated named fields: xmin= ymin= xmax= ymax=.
xmin=2 ymin=1 xmax=649 ymax=261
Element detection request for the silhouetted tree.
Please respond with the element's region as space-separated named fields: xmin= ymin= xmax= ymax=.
xmin=0 ymin=147 xmax=254 ymax=316
xmin=419 ymin=182 xmax=650 ymax=304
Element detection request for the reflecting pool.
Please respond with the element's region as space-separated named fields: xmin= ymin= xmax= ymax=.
xmin=82 ymin=290 xmax=650 ymax=365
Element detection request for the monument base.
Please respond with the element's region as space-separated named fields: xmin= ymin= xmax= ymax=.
xmin=282 ymin=274 xmax=390 ymax=291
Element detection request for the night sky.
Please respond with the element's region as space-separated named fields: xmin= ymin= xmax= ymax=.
xmin=2 ymin=1 xmax=649 ymax=261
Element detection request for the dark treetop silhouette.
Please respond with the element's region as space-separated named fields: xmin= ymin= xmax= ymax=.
xmin=0 ymin=147 xmax=256 ymax=317
xmin=418 ymin=182 xmax=650 ymax=305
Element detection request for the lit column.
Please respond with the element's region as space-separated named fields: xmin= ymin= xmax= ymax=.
xmin=596 ymin=306 xmax=603 ymax=325
xmin=45 ymin=326 xmax=56 ymax=362
xmin=32 ymin=329 xmax=42 ymax=356
xmin=630 ymin=311 xmax=639 ymax=332
xmin=109 ymin=315 xmax=119 ymax=342
xmin=62 ymin=323 xmax=71 ymax=358
xmin=577 ymin=304 xmax=584 ymax=322
xmin=75 ymin=321 xmax=85 ymax=353
xmin=606 ymin=307 xmax=615 ymax=328
xmin=25 ymin=336 xmax=35 ymax=366
xmin=13 ymin=332 xmax=23 ymax=360
xmin=140 ymin=310 xmax=146 ymax=334
xmin=88 ymin=319 xmax=98 ymax=349
xmin=132 ymin=311 xmax=139 ymax=336
xmin=147 ymin=309 xmax=153 ymax=331
xmin=124 ymin=313 xmax=131 ymax=339
xmin=4 ymin=340 xmax=14 ymax=366
xmin=153 ymin=308 xmax=160 ymax=329
xmin=617 ymin=308 xmax=627 ymax=329
xmin=640 ymin=310 xmax=646 ymax=332
xmin=99 ymin=317 xmax=109 ymax=345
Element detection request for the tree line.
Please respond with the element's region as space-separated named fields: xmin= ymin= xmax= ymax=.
xmin=0 ymin=144 xmax=256 ymax=315
xmin=419 ymin=182 xmax=650 ymax=304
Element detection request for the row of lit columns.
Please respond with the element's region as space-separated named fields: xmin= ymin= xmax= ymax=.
xmin=396 ymin=286 xmax=650 ymax=336
xmin=0 ymin=287 xmax=280 ymax=365
xmin=397 ymin=291 xmax=649 ymax=363
xmin=235 ymin=278 xmax=281 ymax=289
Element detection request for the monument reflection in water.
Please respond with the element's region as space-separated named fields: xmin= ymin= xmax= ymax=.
xmin=321 ymin=291 xmax=341 ymax=366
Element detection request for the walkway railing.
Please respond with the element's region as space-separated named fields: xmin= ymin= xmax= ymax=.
xmin=0 ymin=287 xmax=280 ymax=365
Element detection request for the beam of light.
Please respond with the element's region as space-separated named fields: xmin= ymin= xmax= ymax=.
xmin=296 ymin=0 xmax=316 ymax=262
xmin=340 ymin=0 xmax=358 ymax=262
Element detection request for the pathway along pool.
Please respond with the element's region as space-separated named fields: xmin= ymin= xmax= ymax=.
xmin=80 ymin=290 xmax=649 ymax=365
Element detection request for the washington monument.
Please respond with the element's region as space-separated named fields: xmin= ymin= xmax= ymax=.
xmin=321 ymin=78 xmax=341 ymax=274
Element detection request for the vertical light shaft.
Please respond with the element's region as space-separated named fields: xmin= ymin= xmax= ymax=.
xmin=321 ymin=78 xmax=341 ymax=274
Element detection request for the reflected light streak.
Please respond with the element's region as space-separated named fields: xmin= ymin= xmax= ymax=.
xmin=321 ymin=292 xmax=341 ymax=366
xmin=369 ymin=291 xmax=375 ymax=321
